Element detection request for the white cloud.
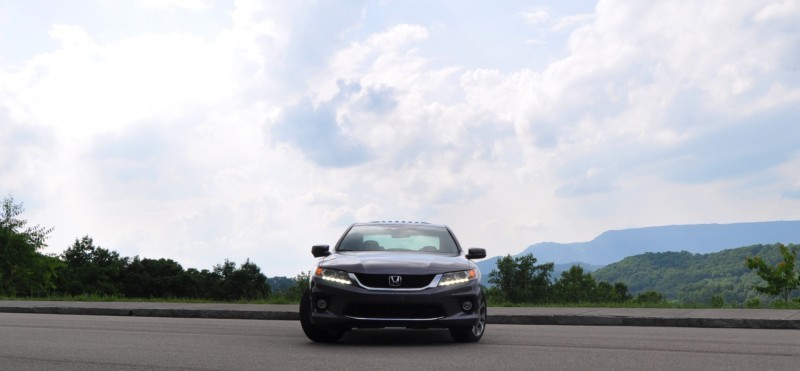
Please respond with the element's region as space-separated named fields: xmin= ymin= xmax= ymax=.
xmin=754 ymin=0 xmax=800 ymax=22
xmin=137 ymin=0 xmax=212 ymax=11
xmin=322 ymin=24 xmax=430 ymax=98
xmin=354 ymin=204 xmax=383 ymax=222
xmin=521 ymin=8 xmax=550 ymax=25
xmin=3 ymin=0 xmax=800 ymax=276
xmin=551 ymin=14 xmax=595 ymax=31
xmin=5 ymin=24 xmax=240 ymax=143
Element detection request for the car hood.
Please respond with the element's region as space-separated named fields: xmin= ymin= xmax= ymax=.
xmin=320 ymin=251 xmax=470 ymax=275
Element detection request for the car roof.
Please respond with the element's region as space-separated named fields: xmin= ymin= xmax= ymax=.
xmin=356 ymin=221 xmax=449 ymax=228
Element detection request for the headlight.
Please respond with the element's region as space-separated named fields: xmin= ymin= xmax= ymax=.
xmin=438 ymin=269 xmax=477 ymax=286
xmin=315 ymin=267 xmax=351 ymax=285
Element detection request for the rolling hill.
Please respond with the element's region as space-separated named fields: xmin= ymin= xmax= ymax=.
xmin=591 ymin=243 xmax=793 ymax=304
xmin=476 ymin=221 xmax=800 ymax=287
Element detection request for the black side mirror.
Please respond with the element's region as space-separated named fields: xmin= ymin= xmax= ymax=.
xmin=312 ymin=245 xmax=331 ymax=258
xmin=466 ymin=248 xmax=486 ymax=260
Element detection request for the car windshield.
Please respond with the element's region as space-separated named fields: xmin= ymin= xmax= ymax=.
xmin=337 ymin=225 xmax=460 ymax=254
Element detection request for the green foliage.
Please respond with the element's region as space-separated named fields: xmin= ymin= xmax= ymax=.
xmin=290 ymin=271 xmax=310 ymax=299
xmin=266 ymin=276 xmax=296 ymax=292
xmin=488 ymin=256 xmax=632 ymax=305
xmin=123 ymin=257 xmax=188 ymax=298
xmin=634 ymin=291 xmax=665 ymax=304
xmin=0 ymin=194 xmax=57 ymax=296
xmin=744 ymin=297 xmax=761 ymax=308
xmin=488 ymin=254 xmax=553 ymax=303
xmin=267 ymin=271 xmax=311 ymax=302
xmin=59 ymin=236 xmax=127 ymax=295
xmin=216 ymin=259 xmax=271 ymax=300
xmin=551 ymin=265 xmax=597 ymax=303
xmin=710 ymin=294 xmax=725 ymax=308
xmin=118 ymin=257 xmax=272 ymax=300
xmin=745 ymin=243 xmax=800 ymax=302
xmin=593 ymin=244 xmax=797 ymax=305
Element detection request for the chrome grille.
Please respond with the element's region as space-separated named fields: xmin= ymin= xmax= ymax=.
xmin=354 ymin=273 xmax=435 ymax=289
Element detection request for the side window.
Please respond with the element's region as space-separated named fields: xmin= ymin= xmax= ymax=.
xmin=437 ymin=230 xmax=459 ymax=253
xmin=339 ymin=234 xmax=363 ymax=251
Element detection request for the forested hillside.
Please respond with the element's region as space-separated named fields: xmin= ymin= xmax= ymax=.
xmin=592 ymin=244 xmax=793 ymax=305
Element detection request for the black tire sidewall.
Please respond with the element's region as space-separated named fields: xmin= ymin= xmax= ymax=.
xmin=299 ymin=289 xmax=344 ymax=342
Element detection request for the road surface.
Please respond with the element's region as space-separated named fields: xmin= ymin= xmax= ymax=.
xmin=1 ymin=313 xmax=798 ymax=370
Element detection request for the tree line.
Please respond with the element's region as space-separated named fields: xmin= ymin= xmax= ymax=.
xmin=485 ymin=254 xmax=665 ymax=305
xmin=1 ymin=195 xmax=280 ymax=300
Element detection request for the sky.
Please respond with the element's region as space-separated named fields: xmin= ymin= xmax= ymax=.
xmin=2 ymin=0 xmax=799 ymax=277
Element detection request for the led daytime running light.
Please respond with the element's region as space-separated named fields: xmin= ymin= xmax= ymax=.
xmin=315 ymin=267 xmax=351 ymax=285
xmin=439 ymin=269 xmax=476 ymax=286
xmin=439 ymin=277 xmax=469 ymax=286
xmin=321 ymin=275 xmax=351 ymax=285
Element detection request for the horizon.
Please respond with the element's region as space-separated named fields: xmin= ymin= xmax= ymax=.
xmin=21 ymin=212 xmax=800 ymax=276
xmin=2 ymin=0 xmax=799 ymax=277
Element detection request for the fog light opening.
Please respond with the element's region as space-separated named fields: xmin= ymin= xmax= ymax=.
xmin=462 ymin=300 xmax=473 ymax=312
xmin=316 ymin=299 xmax=328 ymax=310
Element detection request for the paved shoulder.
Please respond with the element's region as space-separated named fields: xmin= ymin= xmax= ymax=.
xmin=2 ymin=301 xmax=799 ymax=329
xmin=0 ymin=300 xmax=298 ymax=320
xmin=489 ymin=307 xmax=800 ymax=329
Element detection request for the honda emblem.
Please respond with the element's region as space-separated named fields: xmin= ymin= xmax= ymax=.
xmin=389 ymin=275 xmax=402 ymax=287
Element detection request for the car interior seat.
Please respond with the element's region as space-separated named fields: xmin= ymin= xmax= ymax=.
xmin=361 ymin=240 xmax=382 ymax=251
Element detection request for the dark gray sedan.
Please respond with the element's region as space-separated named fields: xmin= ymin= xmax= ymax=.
xmin=300 ymin=221 xmax=487 ymax=343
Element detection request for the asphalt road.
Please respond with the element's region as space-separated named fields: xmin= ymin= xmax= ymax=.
xmin=1 ymin=313 xmax=798 ymax=370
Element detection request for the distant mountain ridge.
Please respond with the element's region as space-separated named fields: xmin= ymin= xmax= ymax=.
xmin=519 ymin=221 xmax=800 ymax=265
xmin=476 ymin=221 xmax=800 ymax=286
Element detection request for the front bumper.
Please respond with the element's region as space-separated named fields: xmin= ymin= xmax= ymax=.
xmin=309 ymin=277 xmax=483 ymax=329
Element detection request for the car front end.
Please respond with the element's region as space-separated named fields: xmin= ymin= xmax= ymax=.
xmin=300 ymin=222 xmax=488 ymax=342
xmin=309 ymin=262 xmax=483 ymax=329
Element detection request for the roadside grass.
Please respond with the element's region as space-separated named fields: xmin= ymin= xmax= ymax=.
xmin=768 ymin=300 xmax=800 ymax=309
xmin=486 ymin=299 xmax=800 ymax=309
xmin=486 ymin=300 xmax=697 ymax=309
xmin=0 ymin=294 xmax=301 ymax=305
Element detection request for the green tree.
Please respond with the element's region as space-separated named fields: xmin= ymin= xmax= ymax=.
xmin=208 ymin=259 xmax=236 ymax=299
xmin=612 ymin=282 xmax=631 ymax=302
xmin=122 ymin=257 xmax=187 ymax=298
xmin=267 ymin=272 xmax=310 ymax=301
xmin=189 ymin=259 xmax=272 ymax=300
xmin=488 ymin=254 xmax=554 ymax=303
xmin=0 ymin=194 xmax=58 ymax=296
xmin=222 ymin=259 xmax=271 ymax=300
xmin=635 ymin=290 xmax=665 ymax=304
xmin=183 ymin=268 xmax=214 ymax=298
xmin=592 ymin=281 xmax=631 ymax=303
xmin=745 ymin=243 xmax=800 ymax=302
xmin=59 ymin=235 xmax=127 ymax=296
xmin=552 ymin=265 xmax=597 ymax=303
xmin=286 ymin=271 xmax=310 ymax=301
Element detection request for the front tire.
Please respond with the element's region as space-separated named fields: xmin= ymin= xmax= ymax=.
xmin=299 ymin=289 xmax=345 ymax=343
xmin=449 ymin=298 xmax=486 ymax=343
